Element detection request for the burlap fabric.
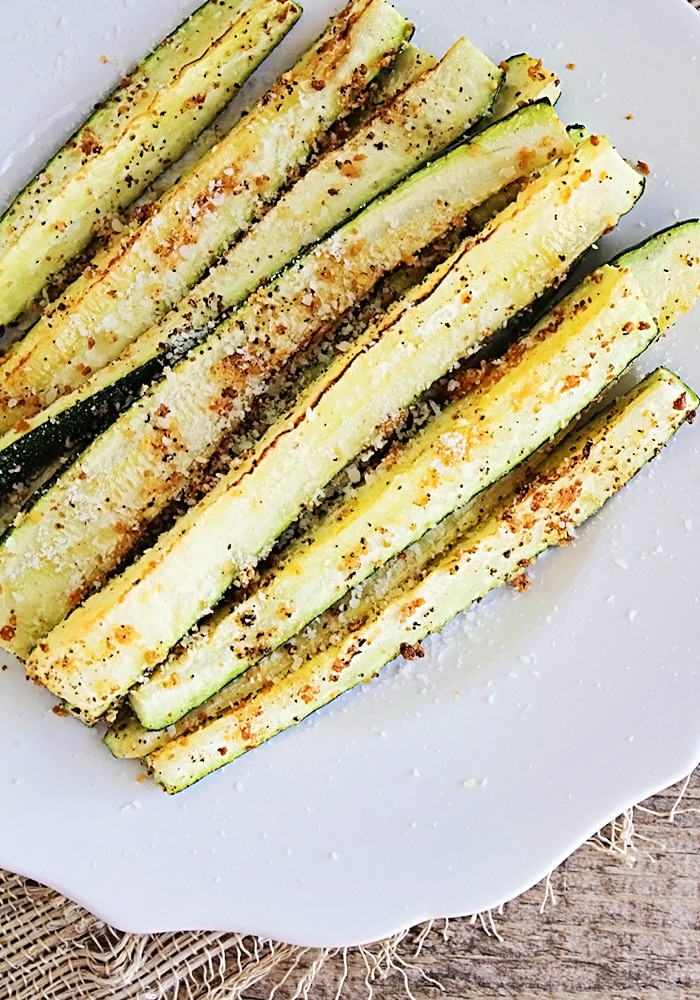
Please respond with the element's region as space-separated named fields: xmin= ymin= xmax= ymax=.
xmin=2 ymin=2 xmax=699 ymax=996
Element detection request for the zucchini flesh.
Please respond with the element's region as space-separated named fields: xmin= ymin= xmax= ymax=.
xmin=0 ymin=0 xmax=412 ymax=433
xmin=0 ymin=0 xmax=301 ymax=329
xmin=144 ymin=367 xmax=697 ymax=792
xmin=130 ymin=262 xmax=657 ymax=729
xmin=22 ymin=137 xmax=644 ymax=723
xmin=614 ymin=220 xmax=700 ymax=330
xmin=0 ymin=36 xmax=503 ymax=483
xmin=0 ymin=102 xmax=573 ymax=659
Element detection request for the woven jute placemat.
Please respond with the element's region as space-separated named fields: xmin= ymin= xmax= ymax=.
xmin=2 ymin=2 xmax=700 ymax=996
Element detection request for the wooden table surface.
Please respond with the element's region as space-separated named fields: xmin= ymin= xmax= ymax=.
xmin=307 ymin=771 xmax=700 ymax=1000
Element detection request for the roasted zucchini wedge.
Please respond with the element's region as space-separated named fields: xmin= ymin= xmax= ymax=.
xmin=486 ymin=52 xmax=561 ymax=122
xmin=0 ymin=0 xmax=412 ymax=433
xmin=0 ymin=102 xmax=573 ymax=658
xmin=142 ymin=368 xmax=697 ymax=792
xmin=0 ymin=0 xmax=301 ymax=328
xmin=21 ymin=137 xmax=643 ymax=723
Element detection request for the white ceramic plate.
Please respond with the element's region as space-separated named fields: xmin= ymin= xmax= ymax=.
xmin=1 ymin=0 xmax=700 ymax=949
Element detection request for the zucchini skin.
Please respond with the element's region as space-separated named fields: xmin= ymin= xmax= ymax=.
xmin=0 ymin=35 xmax=505 ymax=489
xmin=0 ymin=102 xmax=573 ymax=659
xmin=0 ymin=364 xmax=153 ymax=493
xmin=0 ymin=0 xmax=301 ymax=328
xmin=21 ymin=137 xmax=643 ymax=724
xmin=145 ymin=367 xmax=698 ymax=792
xmin=0 ymin=0 xmax=412 ymax=434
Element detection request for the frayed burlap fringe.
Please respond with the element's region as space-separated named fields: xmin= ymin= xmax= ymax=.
xmin=1 ymin=771 xmax=696 ymax=1000
xmin=0 ymin=878 xmax=445 ymax=1000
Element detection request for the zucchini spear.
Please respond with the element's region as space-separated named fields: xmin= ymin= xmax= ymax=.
xmin=0 ymin=0 xmax=413 ymax=433
xmin=486 ymin=53 xmax=560 ymax=122
xmin=0 ymin=101 xmax=573 ymax=658
xmin=22 ymin=136 xmax=643 ymax=723
xmin=141 ymin=368 xmax=697 ymax=792
xmin=0 ymin=35 xmax=504 ymax=483
xmin=0 ymin=0 xmax=301 ymax=328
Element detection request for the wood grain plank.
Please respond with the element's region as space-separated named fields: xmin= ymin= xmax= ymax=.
xmin=298 ymin=772 xmax=700 ymax=1000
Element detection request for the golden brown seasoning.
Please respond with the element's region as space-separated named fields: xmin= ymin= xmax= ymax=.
xmin=80 ymin=129 xmax=103 ymax=156
xmin=399 ymin=642 xmax=425 ymax=660
xmin=508 ymin=570 xmax=530 ymax=592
